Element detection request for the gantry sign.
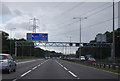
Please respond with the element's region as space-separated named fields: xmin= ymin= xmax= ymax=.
xmin=15 ymin=41 xmax=111 ymax=47
xmin=14 ymin=32 xmax=112 ymax=56
xmin=15 ymin=41 xmax=111 ymax=57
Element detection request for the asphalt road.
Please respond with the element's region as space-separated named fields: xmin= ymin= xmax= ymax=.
xmin=1 ymin=59 xmax=120 ymax=81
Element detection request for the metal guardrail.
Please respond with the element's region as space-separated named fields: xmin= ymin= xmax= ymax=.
xmin=64 ymin=59 xmax=120 ymax=70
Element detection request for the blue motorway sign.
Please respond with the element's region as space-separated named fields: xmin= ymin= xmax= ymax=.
xmin=27 ymin=33 xmax=48 ymax=41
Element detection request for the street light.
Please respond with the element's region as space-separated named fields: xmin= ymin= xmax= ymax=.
xmin=10 ymin=28 xmax=16 ymax=39
xmin=70 ymin=36 xmax=71 ymax=55
xmin=73 ymin=17 xmax=87 ymax=61
xmin=10 ymin=28 xmax=16 ymax=56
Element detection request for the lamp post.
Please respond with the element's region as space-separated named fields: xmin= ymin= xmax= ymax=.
xmin=70 ymin=36 xmax=71 ymax=55
xmin=111 ymin=0 xmax=115 ymax=63
xmin=10 ymin=28 xmax=16 ymax=55
xmin=73 ymin=17 xmax=87 ymax=61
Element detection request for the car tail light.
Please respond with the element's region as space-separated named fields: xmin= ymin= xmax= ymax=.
xmin=4 ymin=56 xmax=8 ymax=59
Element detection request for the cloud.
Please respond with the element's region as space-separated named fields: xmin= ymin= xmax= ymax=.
xmin=5 ymin=15 xmax=31 ymax=30
xmin=13 ymin=9 xmax=22 ymax=16
xmin=0 ymin=3 xmax=12 ymax=16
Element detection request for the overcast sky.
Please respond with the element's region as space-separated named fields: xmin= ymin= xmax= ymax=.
xmin=0 ymin=0 xmax=119 ymax=54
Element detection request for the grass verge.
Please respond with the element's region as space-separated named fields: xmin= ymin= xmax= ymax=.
xmin=63 ymin=59 xmax=120 ymax=74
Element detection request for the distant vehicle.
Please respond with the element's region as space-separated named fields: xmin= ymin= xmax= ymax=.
xmin=80 ymin=56 xmax=85 ymax=61
xmin=85 ymin=54 xmax=93 ymax=58
xmin=87 ymin=57 xmax=96 ymax=62
xmin=0 ymin=53 xmax=17 ymax=74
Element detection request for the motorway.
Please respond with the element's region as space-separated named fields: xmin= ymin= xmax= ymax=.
xmin=2 ymin=59 xmax=120 ymax=81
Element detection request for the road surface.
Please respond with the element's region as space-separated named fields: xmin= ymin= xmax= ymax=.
xmin=2 ymin=59 xmax=119 ymax=81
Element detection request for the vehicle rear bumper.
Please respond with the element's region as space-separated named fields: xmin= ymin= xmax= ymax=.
xmin=0 ymin=66 xmax=9 ymax=71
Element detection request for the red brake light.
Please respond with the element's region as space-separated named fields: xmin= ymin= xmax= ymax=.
xmin=4 ymin=56 xmax=8 ymax=59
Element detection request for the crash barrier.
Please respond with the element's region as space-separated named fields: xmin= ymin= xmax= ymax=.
xmin=63 ymin=59 xmax=120 ymax=70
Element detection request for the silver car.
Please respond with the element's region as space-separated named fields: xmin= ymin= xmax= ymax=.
xmin=0 ymin=53 xmax=17 ymax=74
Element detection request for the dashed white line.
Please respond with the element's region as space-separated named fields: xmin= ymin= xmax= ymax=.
xmin=12 ymin=78 xmax=17 ymax=81
xmin=21 ymin=70 xmax=32 ymax=77
xmin=37 ymin=64 xmax=41 ymax=67
xmin=63 ymin=67 xmax=68 ymax=70
xmin=68 ymin=71 xmax=77 ymax=78
xmin=32 ymin=66 xmax=38 ymax=70
xmin=56 ymin=60 xmax=79 ymax=79
xmin=77 ymin=63 xmax=120 ymax=75
xmin=13 ymin=59 xmax=49 ymax=81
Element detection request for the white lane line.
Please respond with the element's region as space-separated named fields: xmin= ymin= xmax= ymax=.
xmin=68 ymin=71 xmax=77 ymax=78
xmin=37 ymin=64 xmax=41 ymax=67
xmin=32 ymin=66 xmax=38 ymax=70
xmin=12 ymin=60 xmax=48 ymax=81
xmin=77 ymin=62 xmax=120 ymax=75
xmin=12 ymin=78 xmax=17 ymax=81
xmin=56 ymin=60 xmax=78 ymax=78
xmin=17 ymin=60 xmax=36 ymax=64
xmin=63 ymin=67 xmax=68 ymax=70
xmin=60 ymin=64 xmax=63 ymax=67
xmin=20 ymin=60 xmax=48 ymax=78
xmin=77 ymin=78 xmax=80 ymax=79
xmin=20 ymin=70 xmax=32 ymax=77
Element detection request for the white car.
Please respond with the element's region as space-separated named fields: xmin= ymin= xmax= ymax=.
xmin=80 ymin=56 xmax=85 ymax=61
xmin=0 ymin=53 xmax=17 ymax=74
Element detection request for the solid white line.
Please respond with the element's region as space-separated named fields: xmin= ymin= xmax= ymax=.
xmin=68 ymin=71 xmax=77 ymax=77
xmin=17 ymin=60 xmax=36 ymax=64
xmin=21 ymin=70 xmax=32 ymax=77
xmin=64 ymin=67 xmax=68 ymax=70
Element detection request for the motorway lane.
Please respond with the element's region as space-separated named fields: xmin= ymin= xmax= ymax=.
xmin=2 ymin=59 xmax=46 ymax=80
xmin=2 ymin=59 xmax=119 ymax=80
xmin=57 ymin=60 xmax=119 ymax=79
xmin=21 ymin=59 xmax=75 ymax=79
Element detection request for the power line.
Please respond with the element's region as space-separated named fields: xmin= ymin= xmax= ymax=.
xmin=54 ymin=2 xmax=86 ymax=22
xmin=51 ymin=2 xmax=117 ymax=31
xmin=86 ymin=3 xmax=117 ymax=18
xmin=79 ymin=2 xmax=110 ymax=17
xmin=49 ymin=16 xmax=118 ymax=37
xmin=53 ymin=2 xmax=64 ymax=8
xmin=53 ymin=2 xmax=113 ymax=29
xmin=60 ymin=2 xmax=85 ymax=16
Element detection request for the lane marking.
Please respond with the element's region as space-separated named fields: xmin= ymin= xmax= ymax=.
xmin=77 ymin=78 xmax=80 ymax=79
xmin=37 ymin=64 xmax=41 ymax=67
xmin=68 ymin=71 xmax=77 ymax=77
xmin=12 ymin=78 xmax=17 ymax=81
xmin=56 ymin=60 xmax=79 ymax=79
xmin=64 ymin=67 xmax=68 ymax=70
xmin=13 ymin=59 xmax=49 ymax=81
xmin=21 ymin=70 xmax=32 ymax=77
xmin=63 ymin=60 xmax=120 ymax=75
xmin=17 ymin=60 xmax=36 ymax=64
xmin=32 ymin=66 xmax=38 ymax=70
xmin=17 ymin=59 xmax=44 ymax=65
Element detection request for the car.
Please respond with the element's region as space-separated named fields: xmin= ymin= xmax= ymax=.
xmin=0 ymin=53 xmax=17 ymax=74
xmin=87 ymin=57 xmax=96 ymax=62
xmin=80 ymin=56 xmax=85 ymax=61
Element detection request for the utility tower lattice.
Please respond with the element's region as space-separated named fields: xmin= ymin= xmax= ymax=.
xmin=30 ymin=17 xmax=39 ymax=33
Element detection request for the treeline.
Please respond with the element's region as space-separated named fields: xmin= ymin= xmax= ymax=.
xmin=76 ymin=28 xmax=120 ymax=59
xmin=1 ymin=31 xmax=62 ymax=58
